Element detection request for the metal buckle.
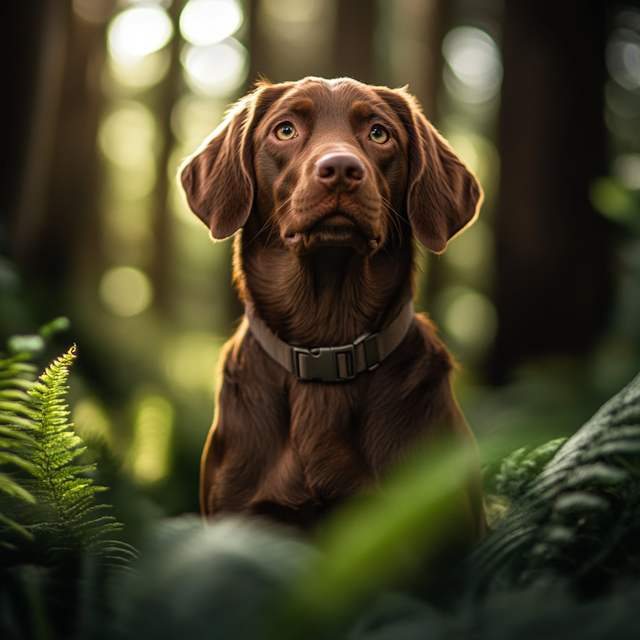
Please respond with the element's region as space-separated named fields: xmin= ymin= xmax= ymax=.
xmin=293 ymin=344 xmax=356 ymax=382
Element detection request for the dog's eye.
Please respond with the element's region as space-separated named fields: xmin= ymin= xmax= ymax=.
xmin=275 ymin=122 xmax=297 ymax=141
xmin=369 ymin=126 xmax=389 ymax=144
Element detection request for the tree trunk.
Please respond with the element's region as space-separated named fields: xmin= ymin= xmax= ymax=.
xmin=11 ymin=1 xmax=106 ymax=294
xmin=334 ymin=0 xmax=378 ymax=83
xmin=490 ymin=0 xmax=613 ymax=382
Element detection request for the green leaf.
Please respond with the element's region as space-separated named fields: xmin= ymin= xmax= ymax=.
xmin=286 ymin=440 xmax=481 ymax=622
xmin=39 ymin=317 xmax=70 ymax=339
xmin=0 ymin=512 xmax=34 ymax=539
xmin=471 ymin=370 xmax=640 ymax=591
xmin=0 ymin=472 xmax=35 ymax=503
xmin=14 ymin=345 xmax=132 ymax=560
xmin=0 ymin=400 xmax=40 ymax=419
xmin=1 ymin=414 xmax=41 ymax=429
xmin=7 ymin=334 xmax=45 ymax=355
xmin=0 ymin=389 xmax=33 ymax=401
xmin=0 ymin=425 xmax=35 ymax=442
xmin=589 ymin=177 xmax=640 ymax=231
xmin=0 ymin=452 xmax=39 ymax=475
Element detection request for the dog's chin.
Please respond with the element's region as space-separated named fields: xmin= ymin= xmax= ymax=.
xmin=283 ymin=215 xmax=380 ymax=256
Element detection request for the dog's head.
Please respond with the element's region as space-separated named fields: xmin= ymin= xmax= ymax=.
xmin=180 ymin=77 xmax=483 ymax=255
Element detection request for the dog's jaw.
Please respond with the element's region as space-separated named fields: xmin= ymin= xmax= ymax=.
xmin=282 ymin=211 xmax=381 ymax=256
xmin=278 ymin=188 xmax=387 ymax=256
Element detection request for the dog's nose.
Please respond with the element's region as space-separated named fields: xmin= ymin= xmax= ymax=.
xmin=315 ymin=153 xmax=365 ymax=191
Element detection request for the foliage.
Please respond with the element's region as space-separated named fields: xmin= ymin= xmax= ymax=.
xmin=280 ymin=441 xmax=481 ymax=632
xmin=0 ymin=347 xmax=38 ymax=541
xmin=482 ymin=437 xmax=567 ymax=526
xmin=1 ymin=334 xmax=131 ymax=565
xmin=99 ymin=369 xmax=640 ymax=640
xmin=484 ymin=437 xmax=568 ymax=501
xmin=110 ymin=517 xmax=313 ymax=640
xmin=471 ymin=370 xmax=640 ymax=595
xmin=104 ymin=370 xmax=640 ymax=640
xmin=0 ymin=324 xmax=133 ymax=639
xmin=4 ymin=320 xmax=640 ymax=639
xmin=19 ymin=346 xmax=123 ymax=559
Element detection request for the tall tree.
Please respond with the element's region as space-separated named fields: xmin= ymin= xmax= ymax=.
xmin=334 ymin=0 xmax=378 ymax=83
xmin=490 ymin=0 xmax=613 ymax=382
xmin=11 ymin=2 xmax=105 ymax=279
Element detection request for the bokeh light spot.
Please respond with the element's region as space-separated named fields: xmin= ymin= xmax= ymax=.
xmin=128 ymin=394 xmax=174 ymax=485
xmin=442 ymin=26 xmax=502 ymax=103
xmin=99 ymin=266 xmax=154 ymax=317
xmin=607 ymin=28 xmax=640 ymax=90
xmin=99 ymin=102 xmax=157 ymax=169
xmin=262 ymin=0 xmax=324 ymax=23
xmin=179 ymin=0 xmax=243 ymax=46
xmin=108 ymin=48 xmax=170 ymax=89
xmin=590 ymin=177 xmax=640 ymax=229
xmin=164 ymin=332 xmax=224 ymax=396
xmin=171 ymin=94 xmax=226 ymax=147
xmin=439 ymin=287 xmax=498 ymax=350
xmin=446 ymin=133 xmax=478 ymax=173
xmin=73 ymin=397 xmax=112 ymax=447
xmin=181 ymin=39 xmax=249 ymax=96
xmin=108 ymin=6 xmax=174 ymax=64
xmin=108 ymin=162 xmax=157 ymax=200
xmin=445 ymin=130 xmax=500 ymax=196
xmin=445 ymin=221 xmax=494 ymax=272
xmin=613 ymin=154 xmax=640 ymax=190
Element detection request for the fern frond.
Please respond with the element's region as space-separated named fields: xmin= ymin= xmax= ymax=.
xmin=7 ymin=345 xmax=128 ymax=561
xmin=483 ymin=438 xmax=567 ymax=526
xmin=471 ymin=370 xmax=640 ymax=594
xmin=0 ymin=348 xmax=38 ymax=540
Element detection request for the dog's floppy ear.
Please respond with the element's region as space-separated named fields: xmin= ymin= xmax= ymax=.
xmin=379 ymin=88 xmax=483 ymax=253
xmin=179 ymin=97 xmax=254 ymax=239
xmin=179 ymin=83 xmax=288 ymax=239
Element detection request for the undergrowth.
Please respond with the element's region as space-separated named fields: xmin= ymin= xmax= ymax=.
xmin=2 ymin=319 xmax=640 ymax=639
xmin=0 ymin=321 xmax=133 ymax=639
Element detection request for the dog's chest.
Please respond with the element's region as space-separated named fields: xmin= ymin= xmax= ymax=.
xmin=285 ymin=381 xmax=372 ymax=496
xmin=241 ymin=375 xmax=376 ymax=506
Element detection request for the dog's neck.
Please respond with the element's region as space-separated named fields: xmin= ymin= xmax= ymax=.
xmin=235 ymin=222 xmax=415 ymax=347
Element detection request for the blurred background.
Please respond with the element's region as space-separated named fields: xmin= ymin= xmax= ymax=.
xmin=1 ymin=0 xmax=639 ymax=530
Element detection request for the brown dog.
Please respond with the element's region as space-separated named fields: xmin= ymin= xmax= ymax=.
xmin=180 ymin=77 xmax=485 ymax=544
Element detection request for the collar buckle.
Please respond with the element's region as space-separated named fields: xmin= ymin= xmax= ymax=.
xmin=293 ymin=344 xmax=356 ymax=382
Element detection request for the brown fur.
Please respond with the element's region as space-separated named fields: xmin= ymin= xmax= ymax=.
xmin=180 ymin=77 xmax=485 ymax=544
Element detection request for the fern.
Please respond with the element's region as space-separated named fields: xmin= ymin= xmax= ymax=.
xmin=0 ymin=327 xmax=137 ymax=638
xmin=483 ymin=438 xmax=567 ymax=527
xmin=0 ymin=332 xmax=133 ymax=569
xmin=0 ymin=345 xmax=40 ymax=542
xmin=12 ymin=345 xmax=131 ymax=564
xmin=470 ymin=370 xmax=640 ymax=595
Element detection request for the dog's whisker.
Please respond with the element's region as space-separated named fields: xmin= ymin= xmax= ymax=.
xmin=265 ymin=219 xmax=278 ymax=246
xmin=243 ymin=218 xmax=272 ymax=248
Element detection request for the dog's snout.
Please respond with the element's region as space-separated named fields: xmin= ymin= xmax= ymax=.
xmin=315 ymin=153 xmax=365 ymax=191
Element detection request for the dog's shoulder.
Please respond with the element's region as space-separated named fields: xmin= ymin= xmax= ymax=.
xmin=379 ymin=312 xmax=455 ymax=384
xmin=219 ymin=318 xmax=290 ymax=391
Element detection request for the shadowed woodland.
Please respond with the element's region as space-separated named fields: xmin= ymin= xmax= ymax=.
xmin=2 ymin=0 xmax=640 ymax=638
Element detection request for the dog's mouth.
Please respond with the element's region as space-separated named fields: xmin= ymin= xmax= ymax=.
xmin=284 ymin=212 xmax=380 ymax=255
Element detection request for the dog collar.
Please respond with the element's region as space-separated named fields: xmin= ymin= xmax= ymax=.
xmin=245 ymin=301 xmax=415 ymax=383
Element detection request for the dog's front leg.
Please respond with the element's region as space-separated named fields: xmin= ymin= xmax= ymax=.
xmin=200 ymin=331 xmax=292 ymax=517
